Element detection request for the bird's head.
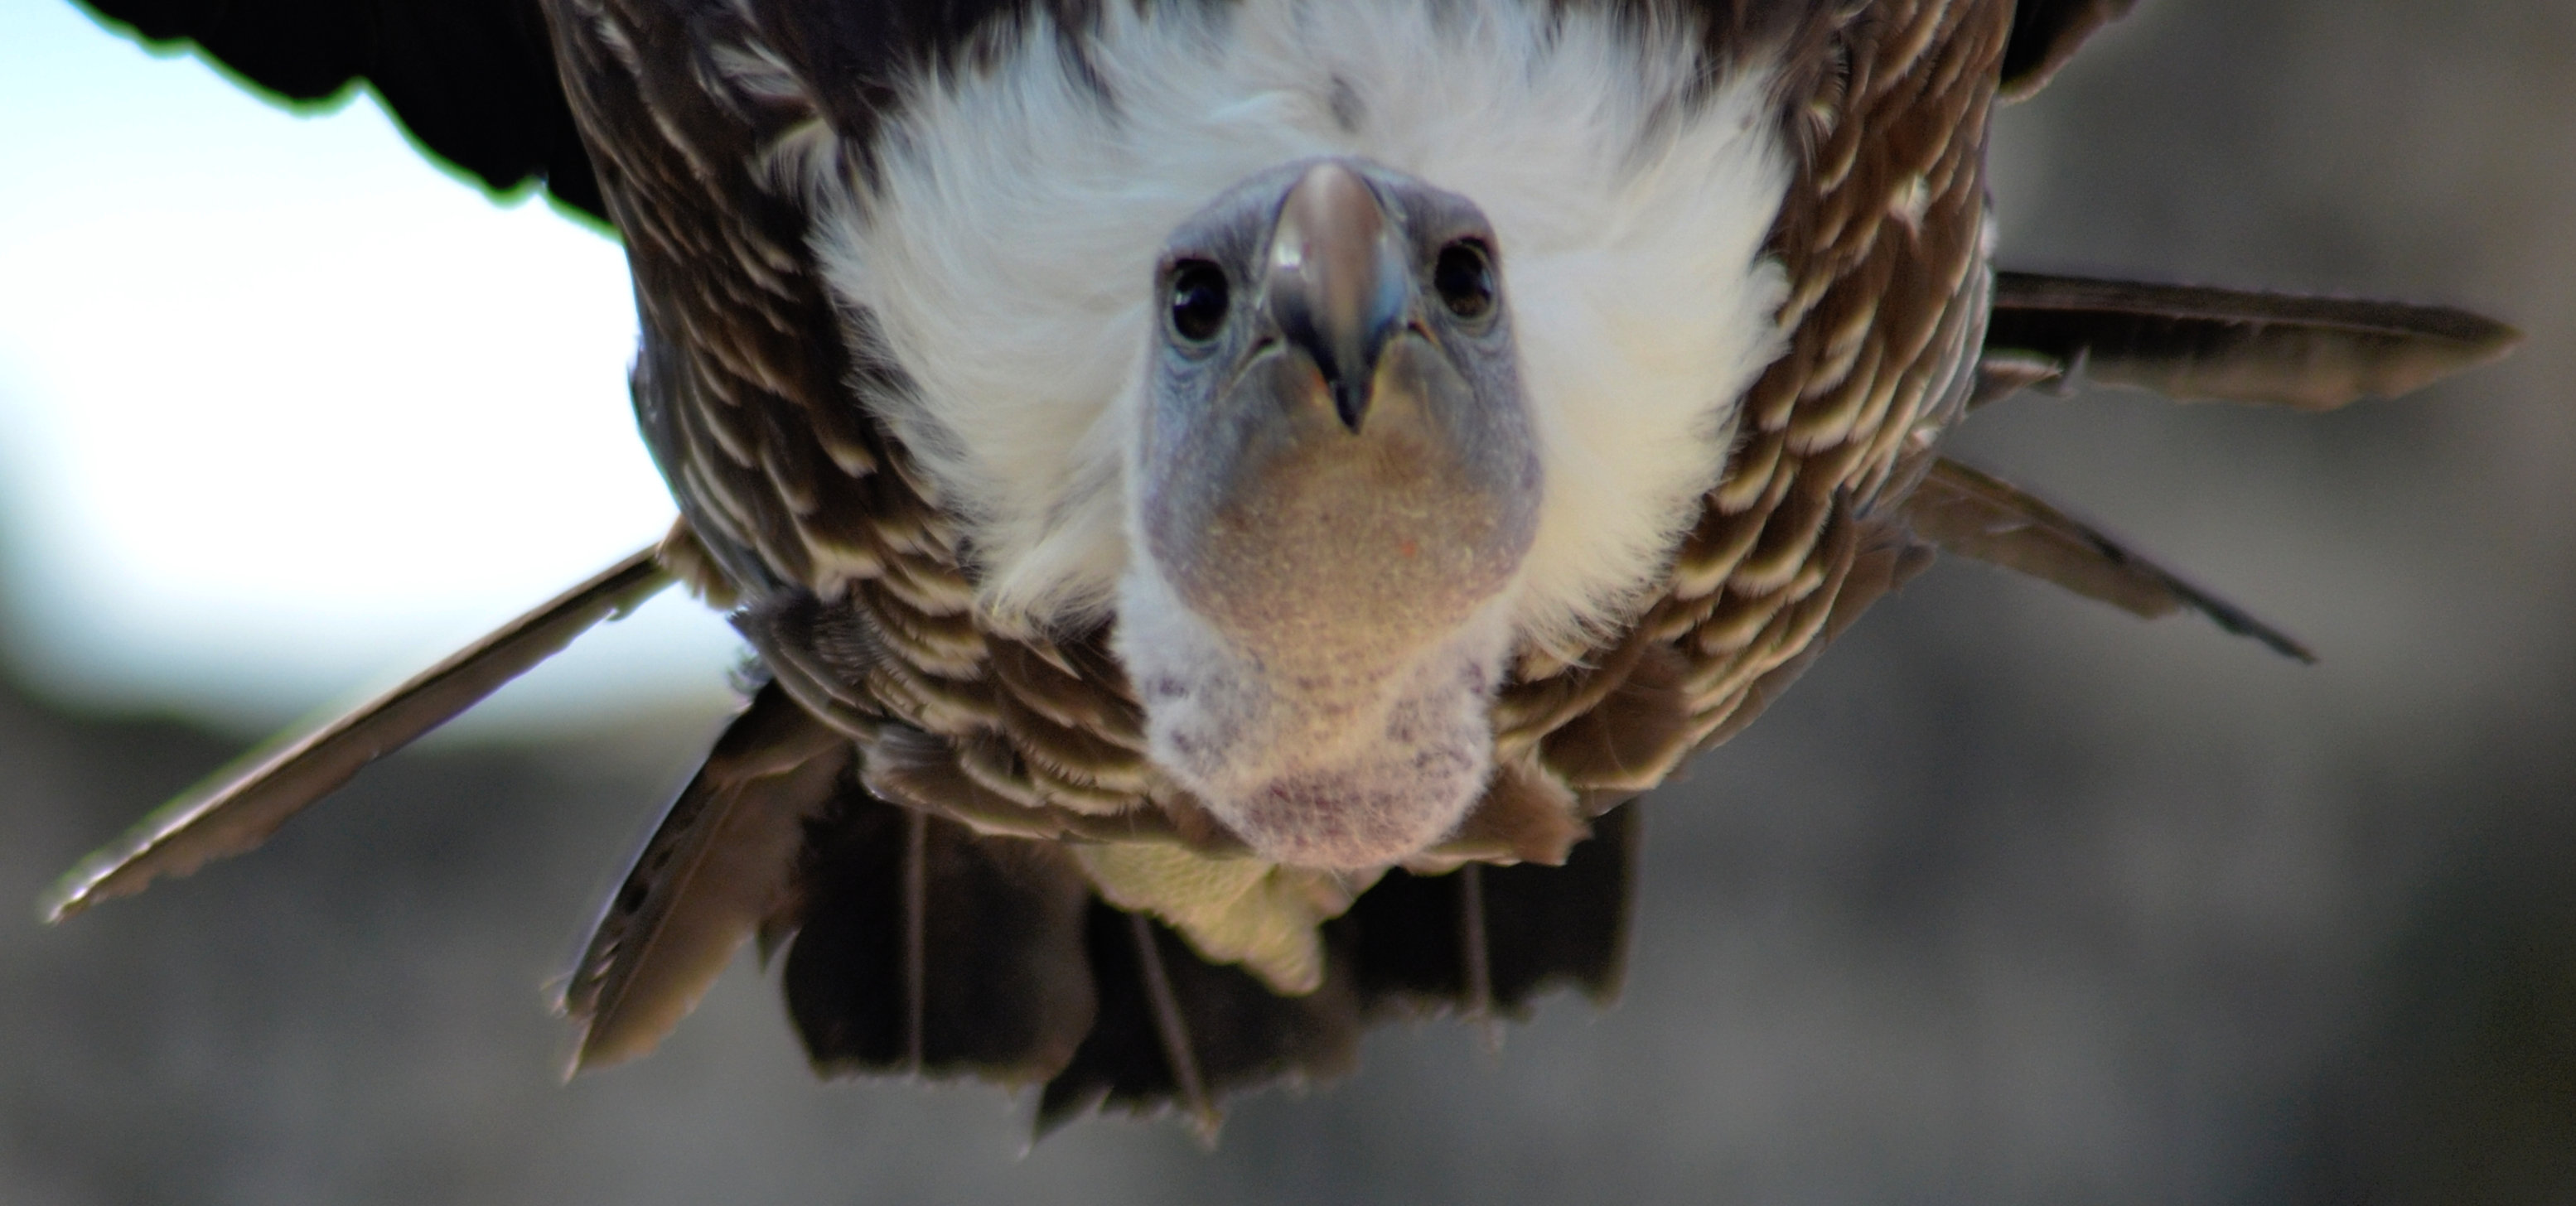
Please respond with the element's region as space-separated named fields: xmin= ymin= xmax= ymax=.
xmin=1118 ymin=158 xmax=1542 ymax=870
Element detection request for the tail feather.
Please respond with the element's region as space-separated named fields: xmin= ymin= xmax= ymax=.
xmin=1472 ymin=804 xmax=1639 ymax=1010
xmin=767 ymin=779 xmax=1641 ymax=1136
xmin=781 ymin=794 xmax=1099 ymax=1083
xmin=1033 ymin=904 xmax=1363 ymax=1138
xmin=1345 ymin=803 xmax=1639 ymax=1020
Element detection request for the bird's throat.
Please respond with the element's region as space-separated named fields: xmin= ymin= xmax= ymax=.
xmin=1114 ymin=567 xmax=1515 ymax=870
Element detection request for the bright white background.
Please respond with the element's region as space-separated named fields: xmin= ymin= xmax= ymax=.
xmin=0 ymin=2 xmax=743 ymax=736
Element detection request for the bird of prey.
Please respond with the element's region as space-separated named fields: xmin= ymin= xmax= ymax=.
xmin=40 ymin=0 xmax=2517 ymax=1135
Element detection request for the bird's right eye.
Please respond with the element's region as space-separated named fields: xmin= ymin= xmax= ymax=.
xmin=1168 ymin=261 xmax=1229 ymax=344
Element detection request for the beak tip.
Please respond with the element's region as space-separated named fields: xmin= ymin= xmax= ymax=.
xmin=1332 ymin=383 xmax=1368 ymax=433
xmin=1269 ymin=160 xmax=1406 ymax=437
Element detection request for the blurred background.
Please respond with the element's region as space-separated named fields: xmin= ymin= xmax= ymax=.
xmin=2 ymin=0 xmax=2571 ymax=1201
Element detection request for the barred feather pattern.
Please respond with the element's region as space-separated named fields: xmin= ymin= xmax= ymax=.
xmin=548 ymin=0 xmax=2006 ymax=858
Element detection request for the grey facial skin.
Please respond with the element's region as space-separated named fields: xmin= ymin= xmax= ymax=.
xmin=1124 ymin=158 xmax=1544 ymax=869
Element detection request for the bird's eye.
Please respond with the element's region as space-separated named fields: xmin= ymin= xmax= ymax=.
xmin=1433 ymin=239 xmax=1496 ymax=321
xmin=1168 ymin=261 xmax=1229 ymax=344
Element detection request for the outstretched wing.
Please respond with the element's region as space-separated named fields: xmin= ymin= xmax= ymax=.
xmin=1931 ymin=273 xmax=2520 ymax=654
xmin=79 ymin=0 xmax=605 ymax=219
xmin=763 ymin=781 xmax=1641 ymax=1136
xmin=1902 ymin=458 xmax=2314 ymax=661
xmin=1979 ymin=272 xmax=2523 ymax=411
xmin=44 ymin=547 xmax=672 ymax=920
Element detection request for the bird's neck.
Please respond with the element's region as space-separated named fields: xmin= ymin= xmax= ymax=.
xmin=1114 ymin=563 xmax=1516 ymax=869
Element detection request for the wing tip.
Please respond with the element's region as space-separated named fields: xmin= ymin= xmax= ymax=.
xmin=2180 ymin=589 xmax=2319 ymax=664
xmin=36 ymin=803 xmax=237 ymax=924
xmin=36 ymin=546 xmax=677 ymax=922
xmin=563 ymin=1028 xmax=641 ymax=1081
xmin=2443 ymin=312 xmax=2525 ymax=373
xmin=39 ymin=847 xmax=138 ymax=923
xmin=1912 ymin=460 xmax=2328 ymax=664
xmin=36 ymin=872 xmax=99 ymax=925
xmin=561 ymin=976 xmax=694 ymax=1078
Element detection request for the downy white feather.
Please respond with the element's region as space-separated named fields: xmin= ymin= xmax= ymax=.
xmin=809 ymin=0 xmax=1794 ymax=650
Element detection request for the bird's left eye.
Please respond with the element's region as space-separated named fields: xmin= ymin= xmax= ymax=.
xmin=1433 ymin=239 xmax=1495 ymax=321
xmin=1168 ymin=261 xmax=1230 ymax=344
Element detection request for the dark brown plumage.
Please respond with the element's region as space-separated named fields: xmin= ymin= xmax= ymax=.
xmin=43 ymin=0 xmax=2518 ymax=1137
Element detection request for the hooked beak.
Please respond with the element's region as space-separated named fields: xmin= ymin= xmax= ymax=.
xmin=1264 ymin=162 xmax=1410 ymax=433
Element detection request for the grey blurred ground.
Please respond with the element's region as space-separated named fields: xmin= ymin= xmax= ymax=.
xmin=6 ymin=1 xmax=2574 ymax=1202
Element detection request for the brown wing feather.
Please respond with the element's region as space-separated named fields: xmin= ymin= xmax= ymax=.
xmin=553 ymin=0 xmax=910 ymax=598
xmin=563 ymin=682 xmax=851 ymax=1071
xmin=1982 ymin=272 xmax=2523 ymax=411
xmin=556 ymin=0 xmax=1128 ymax=835
xmin=1903 ymin=457 xmax=2315 ymax=661
xmin=1588 ymin=0 xmax=2010 ymax=789
xmin=43 ymin=547 xmax=672 ymax=921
